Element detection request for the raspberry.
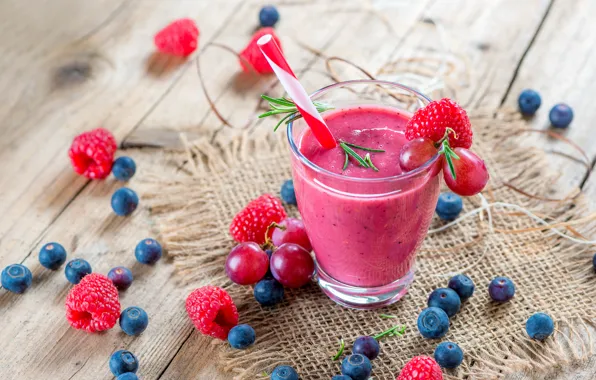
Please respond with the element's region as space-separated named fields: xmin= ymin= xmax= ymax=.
xmin=68 ymin=128 xmax=117 ymax=179
xmin=397 ymin=356 xmax=443 ymax=380
xmin=65 ymin=273 xmax=121 ymax=333
xmin=405 ymin=98 xmax=472 ymax=149
xmin=229 ymin=194 xmax=287 ymax=244
xmin=154 ymin=18 xmax=199 ymax=57
xmin=239 ymin=28 xmax=281 ymax=74
xmin=185 ymin=286 xmax=239 ymax=340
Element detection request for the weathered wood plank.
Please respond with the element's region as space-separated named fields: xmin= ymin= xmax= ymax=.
xmin=0 ymin=0 xmax=243 ymax=269
xmin=502 ymin=0 xmax=596 ymax=194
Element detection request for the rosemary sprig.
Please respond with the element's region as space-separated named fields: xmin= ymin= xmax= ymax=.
xmin=436 ymin=128 xmax=460 ymax=180
xmin=258 ymin=95 xmax=335 ymax=131
xmin=339 ymin=141 xmax=370 ymax=168
xmin=259 ymin=95 xmax=385 ymax=172
xmin=339 ymin=141 xmax=384 ymax=172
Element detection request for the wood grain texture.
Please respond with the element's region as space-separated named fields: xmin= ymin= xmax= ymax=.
xmin=502 ymin=0 xmax=596 ymax=193
xmin=0 ymin=0 xmax=243 ymax=268
xmin=0 ymin=0 xmax=595 ymax=379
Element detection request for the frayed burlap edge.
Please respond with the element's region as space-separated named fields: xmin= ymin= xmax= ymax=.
xmin=140 ymin=107 xmax=596 ymax=380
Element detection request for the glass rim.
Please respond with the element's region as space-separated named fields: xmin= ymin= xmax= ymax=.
xmin=287 ymin=79 xmax=439 ymax=183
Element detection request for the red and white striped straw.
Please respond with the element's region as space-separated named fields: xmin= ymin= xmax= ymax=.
xmin=257 ymin=34 xmax=337 ymax=149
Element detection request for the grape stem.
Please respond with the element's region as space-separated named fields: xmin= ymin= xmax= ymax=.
xmin=262 ymin=222 xmax=285 ymax=251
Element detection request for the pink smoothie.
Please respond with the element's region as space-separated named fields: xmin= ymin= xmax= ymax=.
xmin=291 ymin=105 xmax=440 ymax=287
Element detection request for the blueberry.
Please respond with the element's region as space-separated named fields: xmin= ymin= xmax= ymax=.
xmin=341 ymin=354 xmax=372 ymax=380
xmin=271 ymin=365 xmax=299 ymax=380
xmin=280 ymin=179 xmax=297 ymax=205
xmin=352 ymin=336 xmax=380 ymax=360
xmin=448 ymin=274 xmax=475 ymax=301
xmin=593 ymin=253 xmax=596 ymax=272
xmin=435 ymin=192 xmax=463 ymax=221
xmin=135 ymin=238 xmax=163 ymax=264
xmin=259 ymin=5 xmax=280 ymax=28
xmin=526 ymin=312 xmax=554 ymax=341
xmin=1 ymin=264 xmax=33 ymax=294
xmin=517 ymin=89 xmax=542 ymax=115
xmin=116 ymin=374 xmax=138 ymax=380
xmin=112 ymin=156 xmax=137 ymax=181
xmin=434 ymin=341 xmax=464 ymax=368
xmin=254 ymin=278 xmax=284 ymax=306
xmin=109 ymin=350 xmax=139 ymax=376
xmin=228 ymin=324 xmax=256 ymax=349
xmin=332 ymin=376 xmax=352 ymax=380
xmin=64 ymin=259 xmax=92 ymax=284
xmin=549 ymin=103 xmax=573 ymax=129
xmin=119 ymin=306 xmax=149 ymax=336
xmin=428 ymin=288 xmax=461 ymax=317
xmin=108 ymin=266 xmax=134 ymax=291
xmin=39 ymin=242 xmax=67 ymax=270
xmin=417 ymin=307 xmax=450 ymax=339
xmin=488 ymin=276 xmax=515 ymax=303
xmin=111 ymin=188 xmax=139 ymax=216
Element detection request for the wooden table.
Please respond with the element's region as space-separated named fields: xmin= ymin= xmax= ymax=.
xmin=1 ymin=0 xmax=595 ymax=379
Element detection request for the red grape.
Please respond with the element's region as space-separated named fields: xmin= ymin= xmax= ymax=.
xmin=443 ymin=148 xmax=489 ymax=196
xmin=271 ymin=218 xmax=312 ymax=252
xmin=225 ymin=242 xmax=269 ymax=285
xmin=399 ymin=137 xmax=438 ymax=172
xmin=270 ymin=243 xmax=314 ymax=288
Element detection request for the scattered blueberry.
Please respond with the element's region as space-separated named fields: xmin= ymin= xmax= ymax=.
xmin=592 ymin=253 xmax=596 ymax=272
xmin=108 ymin=266 xmax=134 ymax=291
xmin=435 ymin=192 xmax=463 ymax=221
xmin=112 ymin=156 xmax=137 ymax=181
xmin=271 ymin=365 xmax=299 ymax=380
xmin=280 ymin=179 xmax=297 ymax=205
xmin=428 ymin=288 xmax=461 ymax=317
xmin=259 ymin=5 xmax=280 ymax=28
xmin=517 ymin=89 xmax=542 ymax=115
xmin=448 ymin=274 xmax=475 ymax=301
xmin=332 ymin=376 xmax=352 ymax=380
xmin=548 ymin=103 xmax=573 ymax=128
xmin=352 ymin=336 xmax=380 ymax=360
xmin=111 ymin=188 xmax=139 ymax=216
xmin=434 ymin=341 xmax=464 ymax=368
xmin=228 ymin=324 xmax=256 ymax=349
xmin=254 ymin=278 xmax=284 ymax=306
xmin=116 ymin=374 xmax=138 ymax=380
xmin=1 ymin=264 xmax=33 ymax=294
xmin=135 ymin=238 xmax=162 ymax=265
xmin=526 ymin=312 xmax=554 ymax=341
xmin=341 ymin=354 xmax=372 ymax=380
xmin=549 ymin=103 xmax=573 ymax=128
xmin=488 ymin=276 xmax=515 ymax=303
xmin=109 ymin=350 xmax=139 ymax=376
xmin=417 ymin=307 xmax=450 ymax=339
xmin=39 ymin=242 xmax=67 ymax=270
xmin=119 ymin=306 xmax=149 ymax=336
xmin=64 ymin=259 xmax=92 ymax=284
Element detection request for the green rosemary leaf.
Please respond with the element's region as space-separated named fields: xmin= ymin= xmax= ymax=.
xmin=343 ymin=151 xmax=349 ymax=171
xmin=340 ymin=142 xmax=369 ymax=168
xmin=274 ymin=112 xmax=296 ymax=132
xmin=365 ymin=153 xmax=379 ymax=172
xmin=343 ymin=141 xmax=385 ymax=153
xmin=261 ymin=95 xmax=294 ymax=107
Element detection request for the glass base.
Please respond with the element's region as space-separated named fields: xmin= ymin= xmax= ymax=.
xmin=315 ymin=263 xmax=414 ymax=310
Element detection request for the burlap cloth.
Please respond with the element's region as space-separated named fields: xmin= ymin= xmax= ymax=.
xmin=142 ymin=107 xmax=596 ymax=379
